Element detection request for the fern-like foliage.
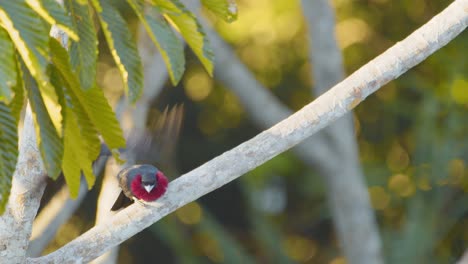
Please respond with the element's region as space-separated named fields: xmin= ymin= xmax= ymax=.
xmin=0 ymin=0 xmax=236 ymax=214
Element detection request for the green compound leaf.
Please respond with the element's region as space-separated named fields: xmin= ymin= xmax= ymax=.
xmin=154 ymin=0 xmax=214 ymax=75
xmin=0 ymin=28 xmax=17 ymax=103
xmin=50 ymin=38 xmax=125 ymax=160
xmin=23 ymin=64 xmax=63 ymax=179
xmin=62 ymin=107 xmax=95 ymax=197
xmin=128 ymin=0 xmax=185 ymax=85
xmin=91 ymin=0 xmax=143 ymax=103
xmin=26 ymin=0 xmax=79 ymax=40
xmin=67 ymin=0 xmax=98 ymax=90
xmin=201 ymin=0 xmax=238 ymax=22
xmin=0 ymin=103 xmax=19 ymax=214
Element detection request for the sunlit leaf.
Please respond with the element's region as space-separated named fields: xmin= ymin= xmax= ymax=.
xmin=0 ymin=1 xmax=50 ymax=77
xmin=26 ymin=0 xmax=79 ymax=40
xmin=0 ymin=28 xmax=17 ymax=103
xmin=91 ymin=0 xmax=143 ymax=102
xmin=201 ymin=0 xmax=238 ymax=22
xmin=153 ymin=0 xmax=214 ymax=75
xmin=23 ymin=65 xmax=63 ymax=179
xmin=8 ymin=58 xmax=24 ymax=122
xmin=0 ymin=103 xmax=18 ymax=214
xmin=62 ymin=108 xmax=95 ymax=197
xmin=49 ymin=39 xmax=125 ymax=160
xmin=128 ymin=0 xmax=185 ymax=85
xmin=67 ymin=0 xmax=98 ymax=90
xmin=0 ymin=1 xmax=62 ymax=133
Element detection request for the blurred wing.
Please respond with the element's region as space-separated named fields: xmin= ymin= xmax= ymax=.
xmin=126 ymin=104 xmax=184 ymax=166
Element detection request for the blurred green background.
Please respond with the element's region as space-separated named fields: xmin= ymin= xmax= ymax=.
xmin=42 ymin=0 xmax=467 ymax=263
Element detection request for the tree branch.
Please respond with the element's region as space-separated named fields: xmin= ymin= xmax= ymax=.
xmin=27 ymin=155 xmax=108 ymax=257
xmin=457 ymin=249 xmax=468 ymax=264
xmin=26 ymin=1 xmax=468 ymax=261
xmin=302 ymin=1 xmax=383 ymax=263
xmin=0 ymin=106 xmax=48 ymax=263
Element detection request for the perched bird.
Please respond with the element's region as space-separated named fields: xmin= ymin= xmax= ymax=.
xmin=111 ymin=164 xmax=168 ymax=211
xmin=111 ymin=105 xmax=183 ymax=211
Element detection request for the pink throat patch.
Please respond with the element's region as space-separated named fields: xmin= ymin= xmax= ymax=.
xmin=130 ymin=172 xmax=168 ymax=201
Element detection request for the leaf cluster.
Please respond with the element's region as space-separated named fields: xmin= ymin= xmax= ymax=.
xmin=0 ymin=0 xmax=237 ymax=214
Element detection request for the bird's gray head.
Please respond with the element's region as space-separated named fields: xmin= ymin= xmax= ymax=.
xmin=140 ymin=166 xmax=158 ymax=193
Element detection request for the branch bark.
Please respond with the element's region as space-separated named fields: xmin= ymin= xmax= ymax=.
xmin=27 ymin=1 xmax=468 ymax=261
xmin=457 ymin=249 xmax=468 ymax=264
xmin=0 ymin=106 xmax=48 ymax=263
xmin=28 ymin=155 xmax=108 ymax=257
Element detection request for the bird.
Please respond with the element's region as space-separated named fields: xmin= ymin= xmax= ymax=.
xmin=110 ymin=105 xmax=183 ymax=211
xmin=110 ymin=164 xmax=169 ymax=211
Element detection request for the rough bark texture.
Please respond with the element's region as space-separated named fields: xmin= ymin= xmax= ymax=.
xmin=0 ymin=106 xmax=48 ymax=263
xmin=27 ymin=1 xmax=468 ymax=261
xmin=28 ymin=156 xmax=108 ymax=257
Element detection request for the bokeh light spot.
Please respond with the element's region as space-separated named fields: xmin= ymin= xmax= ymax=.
xmin=194 ymin=232 xmax=223 ymax=263
xmin=449 ymin=159 xmax=465 ymax=184
xmin=176 ymin=202 xmax=202 ymax=225
xmin=450 ymin=78 xmax=468 ymax=104
xmin=386 ymin=143 xmax=410 ymax=172
xmin=336 ymin=18 xmax=371 ymax=49
xmin=330 ymin=256 xmax=348 ymax=264
xmin=369 ymin=186 xmax=390 ymax=210
xmin=417 ymin=176 xmax=432 ymax=191
xmin=283 ymin=235 xmax=317 ymax=262
xmin=388 ymin=174 xmax=415 ymax=197
xmin=184 ymin=71 xmax=213 ymax=101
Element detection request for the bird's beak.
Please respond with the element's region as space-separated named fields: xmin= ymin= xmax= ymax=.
xmin=144 ymin=185 xmax=154 ymax=193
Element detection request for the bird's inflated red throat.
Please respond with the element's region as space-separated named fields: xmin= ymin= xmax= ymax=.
xmin=111 ymin=164 xmax=169 ymax=211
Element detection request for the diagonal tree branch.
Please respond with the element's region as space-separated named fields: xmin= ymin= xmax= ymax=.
xmin=191 ymin=0 xmax=381 ymax=261
xmin=301 ymin=0 xmax=383 ymax=263
xmin=26 ymin=1 xmax=468 ymax=262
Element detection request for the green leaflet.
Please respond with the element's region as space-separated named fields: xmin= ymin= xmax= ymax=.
xmin=0 ymin=103 xmax=19 ymax=214
xmin=67 ymin=0 xmax=98 ymax=90
xmin=0 ymin=1 xmax=50 ymax=80
xmin=8 ymin=57 xmax=25 ymax=123
xmin=0 ymin=1 xmax=63 ymax=134
xmin=62 ymin=108 xmax=95 ymax=197
xmin=25 ymin=0 xmax=79 ymax=40
xmin=91 ymin=0 xmax=143 ymax=103
xmin=23 ymin=64 xmax=63 ymax=179
xmin=49 ymin=39 xmax=125 ymax=160
xmin=154 ymin=0 xmax=214 ymax=75
xmin=128 ymin=0 xmax=185 ymax=85
xmin=0 ymin=28 xmax=17 ymax=103
xmin=201 ymin=0 xmax=238 ymax=22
